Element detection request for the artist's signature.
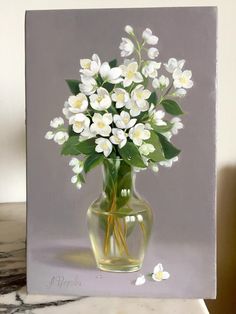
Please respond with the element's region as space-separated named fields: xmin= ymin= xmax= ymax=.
xmin=47 ymin=275 xmax=82 ymax=289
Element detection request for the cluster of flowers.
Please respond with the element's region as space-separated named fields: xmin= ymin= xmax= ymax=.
xmin=45 ymin=25 xmax=193 ymax=189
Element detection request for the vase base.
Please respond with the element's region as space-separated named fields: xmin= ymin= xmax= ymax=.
xmin=97 ymin=257 xmax=142 ymax=272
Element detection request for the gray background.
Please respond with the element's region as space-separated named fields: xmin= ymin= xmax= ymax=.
xmin=26 ymin=7 xmax=216 ymax=298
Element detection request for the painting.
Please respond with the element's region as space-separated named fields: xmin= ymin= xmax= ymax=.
xmin=26 ymin=7 xmax=217 ymax=297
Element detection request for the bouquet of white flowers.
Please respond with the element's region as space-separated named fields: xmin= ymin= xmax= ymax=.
xmin=45 ymin=25 xmax=193 ymax=189
xmin=45 ymin=25 xmax=193 ymax=272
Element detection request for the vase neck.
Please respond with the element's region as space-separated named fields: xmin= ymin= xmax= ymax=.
xmin=102 ymin=159 xmax=136 ymax=198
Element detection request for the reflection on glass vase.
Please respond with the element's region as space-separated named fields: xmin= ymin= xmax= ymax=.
xmin=87 ymin=158 xmax=153 ymax=272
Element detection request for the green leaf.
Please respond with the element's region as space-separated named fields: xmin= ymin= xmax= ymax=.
xmin=148 ymin=91 xmax=157 ymax=105
xmin=65 ymin=79 xmax=80 ymax=95
xmin=78 ymin=173 xmax=85 ymax=184
xmin=61 ymin=136 xmax=80 ymax=155
xmin=109 ymin=59 xmax=117 ymax=68
xmin=83 ymin=153 xmax=104 ymax=173
xmin=103 ymin=82 xmax=114 ymax=93
xmin=145 ymin=131 xmax=165 ymax=162
xmin=76 ymin=138 xmax=96 ymax=155
xmin=157 ymin=133 xmax=181 ymax=159
xmin=151 ymin=121 xmax=173 ymax=133
xmin=118 ymin=142 xmax=146 ymax=168
xmin=161 ymin=99 xmax=184 ymax=115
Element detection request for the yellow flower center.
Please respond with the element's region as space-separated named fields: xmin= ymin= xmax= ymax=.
xmin=117 ymin=94 xmax=124 ymax=102
xmin=84 ymin=61 xmax=91 ymax=69
xmin=73 ymin=99 xmax=83 ymax=109
xmin=97 ymin=121 xmax=105 ymax=129
xmin=127 ymin=70 xmax=134 ymax=79
xmin=97 ymin=95 xmax=103 ymax=102
xmin=123 ymin=116 xmax=130 ymax=124
xmin=179 ymin=76 xmax=187 ymax=84
xmin=154 ymin=272 xmax=163 ymax=281
xmin=75 ymin=121 xmax=83 ymax=129
xmin=134 ymin=129 xmax=141 ymax=138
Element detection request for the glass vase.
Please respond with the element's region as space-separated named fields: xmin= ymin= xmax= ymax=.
xmin=87 ymin=158 xmax=153 ymax=272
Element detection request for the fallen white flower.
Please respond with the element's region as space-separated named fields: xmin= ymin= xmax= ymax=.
xmin=152 ymin=263 xmax=170 ymax=282
xmin=135 ymin=274 xmax=146 ymax=286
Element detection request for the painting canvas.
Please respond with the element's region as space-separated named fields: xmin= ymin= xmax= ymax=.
xmin=26 ymin=7 xmax=217 ymax=298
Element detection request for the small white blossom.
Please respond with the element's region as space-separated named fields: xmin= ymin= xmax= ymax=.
xmin=62 ymin=101 xmax=73 ymax=119
xmin=69 ymin=158 xmax=83 ymax=174
xmin=45 ymin=131 xmax=54 ymax=140
xmin=113 ymin=111 xmax=137 ymax=129
xmin=151 ymin=163 xmax=159 ymax=173
xmin=173 ymin=69 xmax=193 ymax=89
xmin=152 ymin=263 xmax=170 ymax=282
xmin=164 ymin=58 xmax=185 ymax=74
xmin=89 ymin=87 xmax=112 ymax=111
xmin=53 ymin=131 xmax=69 ymax=145
xmin=79 ymin=75 xmax=97 ymax=95
xmin=124 ymin=25 xmax=134 ymax=34
xmin=110 ymin=128 xmax=127 ymax=148
xmin=119 ymin=38 xmax=134 ymax=57
xmin=71 ymin=175 xmax=82 ymax=190
xmin=95 ymin=138 xmax=113 ymax=157
xmin=131 ymin=85 xmax=151 ymax=107
xmin=174 ymin=88 xmax=187 ymax=97
xmin=69 ymin=113 xmax=90 ymax=134
xmin=80 ymin=54 xmax=101 ymax=76
xmin=67 ymin=93 xmax=88 ymax=113
xmin=142 ymin=28 xmax=159 ymax=45
xmin=148 ymin=47 xmax=159 ymax=59
xmin=171 ymin=117 xmax=184 ymax=135
xmin=80 ymin=127 xmax=96 ymax=141
xmin=50 ymin=117 xmax=64 ymax=128
xmin=99 ymin=62 xmax=123 ymax=84
xmin=152 ymin=75 xmax=169 ymax=89
xmin=139 ymin=143 xmax=155 ymax=156
xmin=120 ymin=62 xmax=143 ymax=87
xmin=90 ymin=113 xmax=112 ymax=137
xmin=111 ymin=88 xmax=130 ymax=109
xmin=152 ymin=110 xmax=166 ymax=126
xmin=142 ymin=61 xmax=161 ymax=78
xmin=126 ymin=100 xmax=149 ymax=117
xmin=135 ymin=274 xmax=146 ymax=286
xmin=129 ymin=123 xmax=150 ymax=146
xmin=160 ymin=156 xmax=178 ymax=168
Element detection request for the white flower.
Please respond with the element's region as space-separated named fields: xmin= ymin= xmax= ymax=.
xmin=69 ymin=113 xmax=90 ymax=134
xmin=173 ymin=69 xmax=193 ymax=89
xmin=45 ymin=131 xmax=54 ymax=140
xmin=111 ymin=88 xmax=130 ymax=109
xmin=142 ymin=28 xmax=159 ymax=45
xmin=69 ymin=158 xmax=83 ymax=174
xmin=89 ymin=87 xmax=112 ymax=111
xmin=119 ymin=38 xmax=134 ymax=57
xmin=120 ymin=62 xmax=143 ymax=87
xmin=152 ymin=110 xmax=166 ymax=126
xmin=129 ymin=123 xmax=150 ymax=146
xmin=95 ymin=138 xmax=113 ymax=157
xmin=113 ymin=111 xmax=137 ymax=129
xmin=80 ymin=53 xmax=101 ymax=76
xmin=152 ymin=75 xmax=169 ymax=89
xmin=148 ymin=47 xmax=159 ymax=59
xmin=125 ymin=25 xmax=134 ymax=34
xmin=50 ymin=117 xmax=64 ymax=128
xmin=53 ymin=131 xmax=69 ymax=145
xmin=99 ymin=62 xmax=123 ymax=84
xmin=79 ymin=75 xmax=97 ymax=95
xmin=131 ymin=85 xmax=151 ymax=107
xmin=110 ymin=128 xmax=127 ymax=148
xmin=150 ymin=163 xmax=159 ymax=173
xmin=90 ymin=113 xmax=112 ymax=137
xmin=139 ymin=143 xmax=155 ymax=156
xmin=67 ymin=93 xmax=88 ymax=113
xmin=62 ymin=101 xmax=73 ymax=119
xmin=164 ymin=58 xmax=185 ymax=73
xmin=152 ymin=263 xmax=170 ymax=282
xmin=135 ymin=274 xmax=146 ymax=286
xmin=126 ymin=100 xmax=149 ymax=117
xmin=160 ymin=156 xmax=178 ymax=168
xmin=80 ymin=127 xmax=96 ymax=141
xmin=171 ymin=117 xmax=184 ymax=135
xmin=142 ymin=61 xmax=161 ymax=78
xmin=175 ymin=88 xmax=187 ymax=97
xmin=71 ymin=175 xmax=82 ymax=189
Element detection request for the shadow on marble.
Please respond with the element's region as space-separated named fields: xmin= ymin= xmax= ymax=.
xmin=206 ymin=166 xmax=236 ymax=313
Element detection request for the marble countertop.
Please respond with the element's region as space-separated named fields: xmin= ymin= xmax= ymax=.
xmin=0 ymin=203 xmax=209 ymax=313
